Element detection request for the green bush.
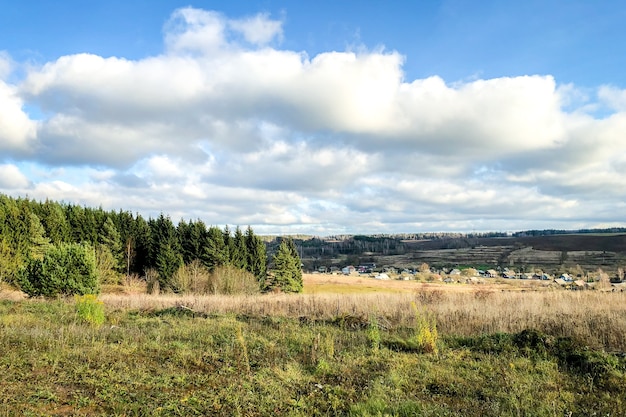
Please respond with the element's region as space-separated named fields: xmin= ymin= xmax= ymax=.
xmin=75 ymin=294 xmax=105 ymax=326
xmin=18 ymin=243 xmax=100 ymax=297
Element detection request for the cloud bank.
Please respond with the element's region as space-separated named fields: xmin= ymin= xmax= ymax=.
xmin=1 ymin=7 xmax=625 ymax=234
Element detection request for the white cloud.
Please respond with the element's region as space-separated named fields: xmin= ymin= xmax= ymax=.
xmin=229 ymin=13 xmax=283 ymax=45
xmin=0 ymin=164 xmax=30 ymax=188
xmin=598 ymin=85 xmax=626 ymax=111
xmin=0 ymin=51 xmax=12 ymax=78
xmin=0 ymin=80 xmax=36 ymax=152
xmin=164 ymin=8 xmax=227 ymax=54
xmin=3 ymin=7 xmax=626 ymax=233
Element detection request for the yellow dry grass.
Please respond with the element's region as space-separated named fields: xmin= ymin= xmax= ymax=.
xmin=99 ymin=274 xmax=626 ymax=351
xmin=4 ymin=273 xmax=626 ymax=351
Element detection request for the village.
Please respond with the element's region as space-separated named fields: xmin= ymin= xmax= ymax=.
xmin=313 ymin=263 xmax=626 ymax=290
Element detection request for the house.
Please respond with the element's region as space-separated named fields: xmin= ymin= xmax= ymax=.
xmin=374 ymin=273 xmax=390 ymax=280
xmin=358 ymin=263 xmax=376 ymax=273
xmin=501 ymin=270 xmax=517 ymax=279
xmin=449 ymin=269 xmax=461 ymax=276
xmin=485 ymin=269 xmax=498 ymax=278
xmin=342 ymin=266 xmax=356 ymax=275
xmin=559 ymin=273 xmax=573 ymax=282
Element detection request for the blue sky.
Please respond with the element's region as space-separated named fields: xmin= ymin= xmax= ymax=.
xmin=1 ymin=1 xmax=626 ymax=234
xmin=4 ymin=1 xmax=625 ymax=86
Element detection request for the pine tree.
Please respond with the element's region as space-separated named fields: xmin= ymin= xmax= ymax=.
xmin=99 ymin=217 xmax=123 ymax=268
xmin=150 ymin=214 xmax=183 ymax=291
xmin=204 ymin=226 xmax=229 ymax=270
xmin=223 ymin=225 xmax=233 ymax=262
xmin=178 ymin=219 xmax=207 ymax=264
xmin=245 ymin=226 xmax=267 ymax=286
xmin=94 ymin=217 xmax=124 ymax=284
xmin=269 ymin=238 xmax=303 ymax=293
xmin=27 ymin=212 xmax=51 ymax=260
xmin=18 ymin=243 xmax=100 ymax=297
xmin=39 ymin=200 xmax=70 ymax=244
xmin=132 ymin=214 xmax=151 ymax=275
xmin=230 ymin=226 xmax=248 ymax=270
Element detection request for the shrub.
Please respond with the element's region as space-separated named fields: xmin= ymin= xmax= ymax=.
xmin=208 ymin=265 xmax=260 ymax=295
xmin=18 ymin=243 xmax=99 ymax=297
xmin=409 ymin=302 xmax=439 ymax=353
xmin=367 ymin=314 xmax=382 ymax=353
xmin=171 ymin=260 xmax=212 ymax=294
xmin=75 ymin=294 xmax=105 ymax=326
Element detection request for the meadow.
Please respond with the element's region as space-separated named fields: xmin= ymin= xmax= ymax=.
xmin=1 ymin=275 xmax=625 ymax=416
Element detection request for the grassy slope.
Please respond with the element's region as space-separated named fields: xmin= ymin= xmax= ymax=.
xmin=1 ymin=294 xmax=626 ymax=417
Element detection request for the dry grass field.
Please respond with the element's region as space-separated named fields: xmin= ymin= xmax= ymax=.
xmin=2 ymin=274 xmax=626 ymax=415
xmin=89 ymin=273 xmax=626 ymax=352
xmin=302 ymin=272 xmax=540 ymax=293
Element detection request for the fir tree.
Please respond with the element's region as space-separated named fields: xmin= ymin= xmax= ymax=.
xmin=27 ymin=212 xmax=51 ymax=260
xmin=269 ymin=238 xmax=303 ymax=293
xmin=230 ymin=226 xmax=248 ymax=270
xmin=150 ymin=214 xmax=183 ymax=291
xmin=245 ymin=225 xmax=267 ymax=286
xmin=204 ymin=226 xmax=229 ymax=270
xmin=99 ymin=217 xmax=123 ymax=269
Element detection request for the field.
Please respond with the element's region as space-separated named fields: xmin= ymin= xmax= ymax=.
xmin=1 ymin=276 xmax=626 ymax=416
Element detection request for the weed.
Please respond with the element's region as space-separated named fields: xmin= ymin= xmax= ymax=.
xmin=74 ymin=294 xmax=105 ymax=327
xmin=367 ymin=314 xmax=381 ymax=354
xmin=411 ymin=302 xmax=439 ymax=354
xmin=235 ymin=323 xmax=251 ymax=375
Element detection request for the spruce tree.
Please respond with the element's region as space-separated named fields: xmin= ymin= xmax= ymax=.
xmin=39 ymin=200 xmax=70 ymax=244
xmin=132 ymin=214 xmax=151 ymax=274
xmin=150 ymin=214 xmax=183 ymax=291
xmin=204 ymin=226 xmax=229 ymax=270
xmin=178 ymin=219 xmax=207 ymax=264
xmin=231 ymin=226 xmax=248 ymax=270
xmin=245 ymin=226 xmax=267 ymax=286
xmin=18 ymin=243 xmax=100 ymax=297
xmin=269 ymin=238 xmax=303 ymax=293
xmin=27 ymin=213 xmax=50 ymax=260
xmin=99 ymin=217 xmax=123 ymax=269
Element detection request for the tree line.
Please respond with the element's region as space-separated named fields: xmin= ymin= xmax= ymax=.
xmin=0 ymin=194 xmax=302 ymax=296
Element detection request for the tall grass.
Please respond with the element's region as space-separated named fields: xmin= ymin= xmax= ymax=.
xmin=100 ymin=289 xmax=626 ymax=351
xmin=1 ymin=296 xmax=625 ymax=416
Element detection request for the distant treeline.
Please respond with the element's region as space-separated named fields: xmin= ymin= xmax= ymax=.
xmin=0 ymin=194 xmax=269 ymax=292
xmin=512 ymin=228 xmax=626 ymax=237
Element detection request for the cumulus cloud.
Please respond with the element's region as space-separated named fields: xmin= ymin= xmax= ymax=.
xmin=0 ymin=78 xmax=36 ymax=153
xmin=0 ymin=51 xmax=12 ymax=78
xmin=3 ymin=7 xmax=626 ymax=233
xmin=229 ymin=13 xmax=283 ymax=45
xmin=0 ymin=164 xmax=30 ymax=189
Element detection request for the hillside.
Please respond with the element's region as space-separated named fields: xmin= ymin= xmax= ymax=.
xmin=294 ymin=233 xmax=626 ymax=274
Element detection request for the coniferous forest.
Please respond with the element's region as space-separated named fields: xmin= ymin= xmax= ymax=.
xmin=0 ymin=194 xmax=302 ymax=296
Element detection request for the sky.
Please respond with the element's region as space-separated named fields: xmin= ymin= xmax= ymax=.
xmin=1 ymin=0 xmax=626 ymax=235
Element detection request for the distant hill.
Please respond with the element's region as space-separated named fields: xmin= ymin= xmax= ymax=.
xmin=285 ymin=231 xmax=626 ymax=274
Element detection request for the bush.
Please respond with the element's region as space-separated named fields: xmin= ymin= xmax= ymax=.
xmin=18 ymin=243 xmax=100 ymax=297
xmin=209 ymin=264 xmax=260 ymax=295
xmin=171 ymin=260 xmax=212 ymax=294
xmin=75 ymin=294 xmax=105 ymax=326
xmin=171 ymin=262 xmax=260 ymax=295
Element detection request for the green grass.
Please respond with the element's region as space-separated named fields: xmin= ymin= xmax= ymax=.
xmin=1 ymin=299 xmax=625 ymax=416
